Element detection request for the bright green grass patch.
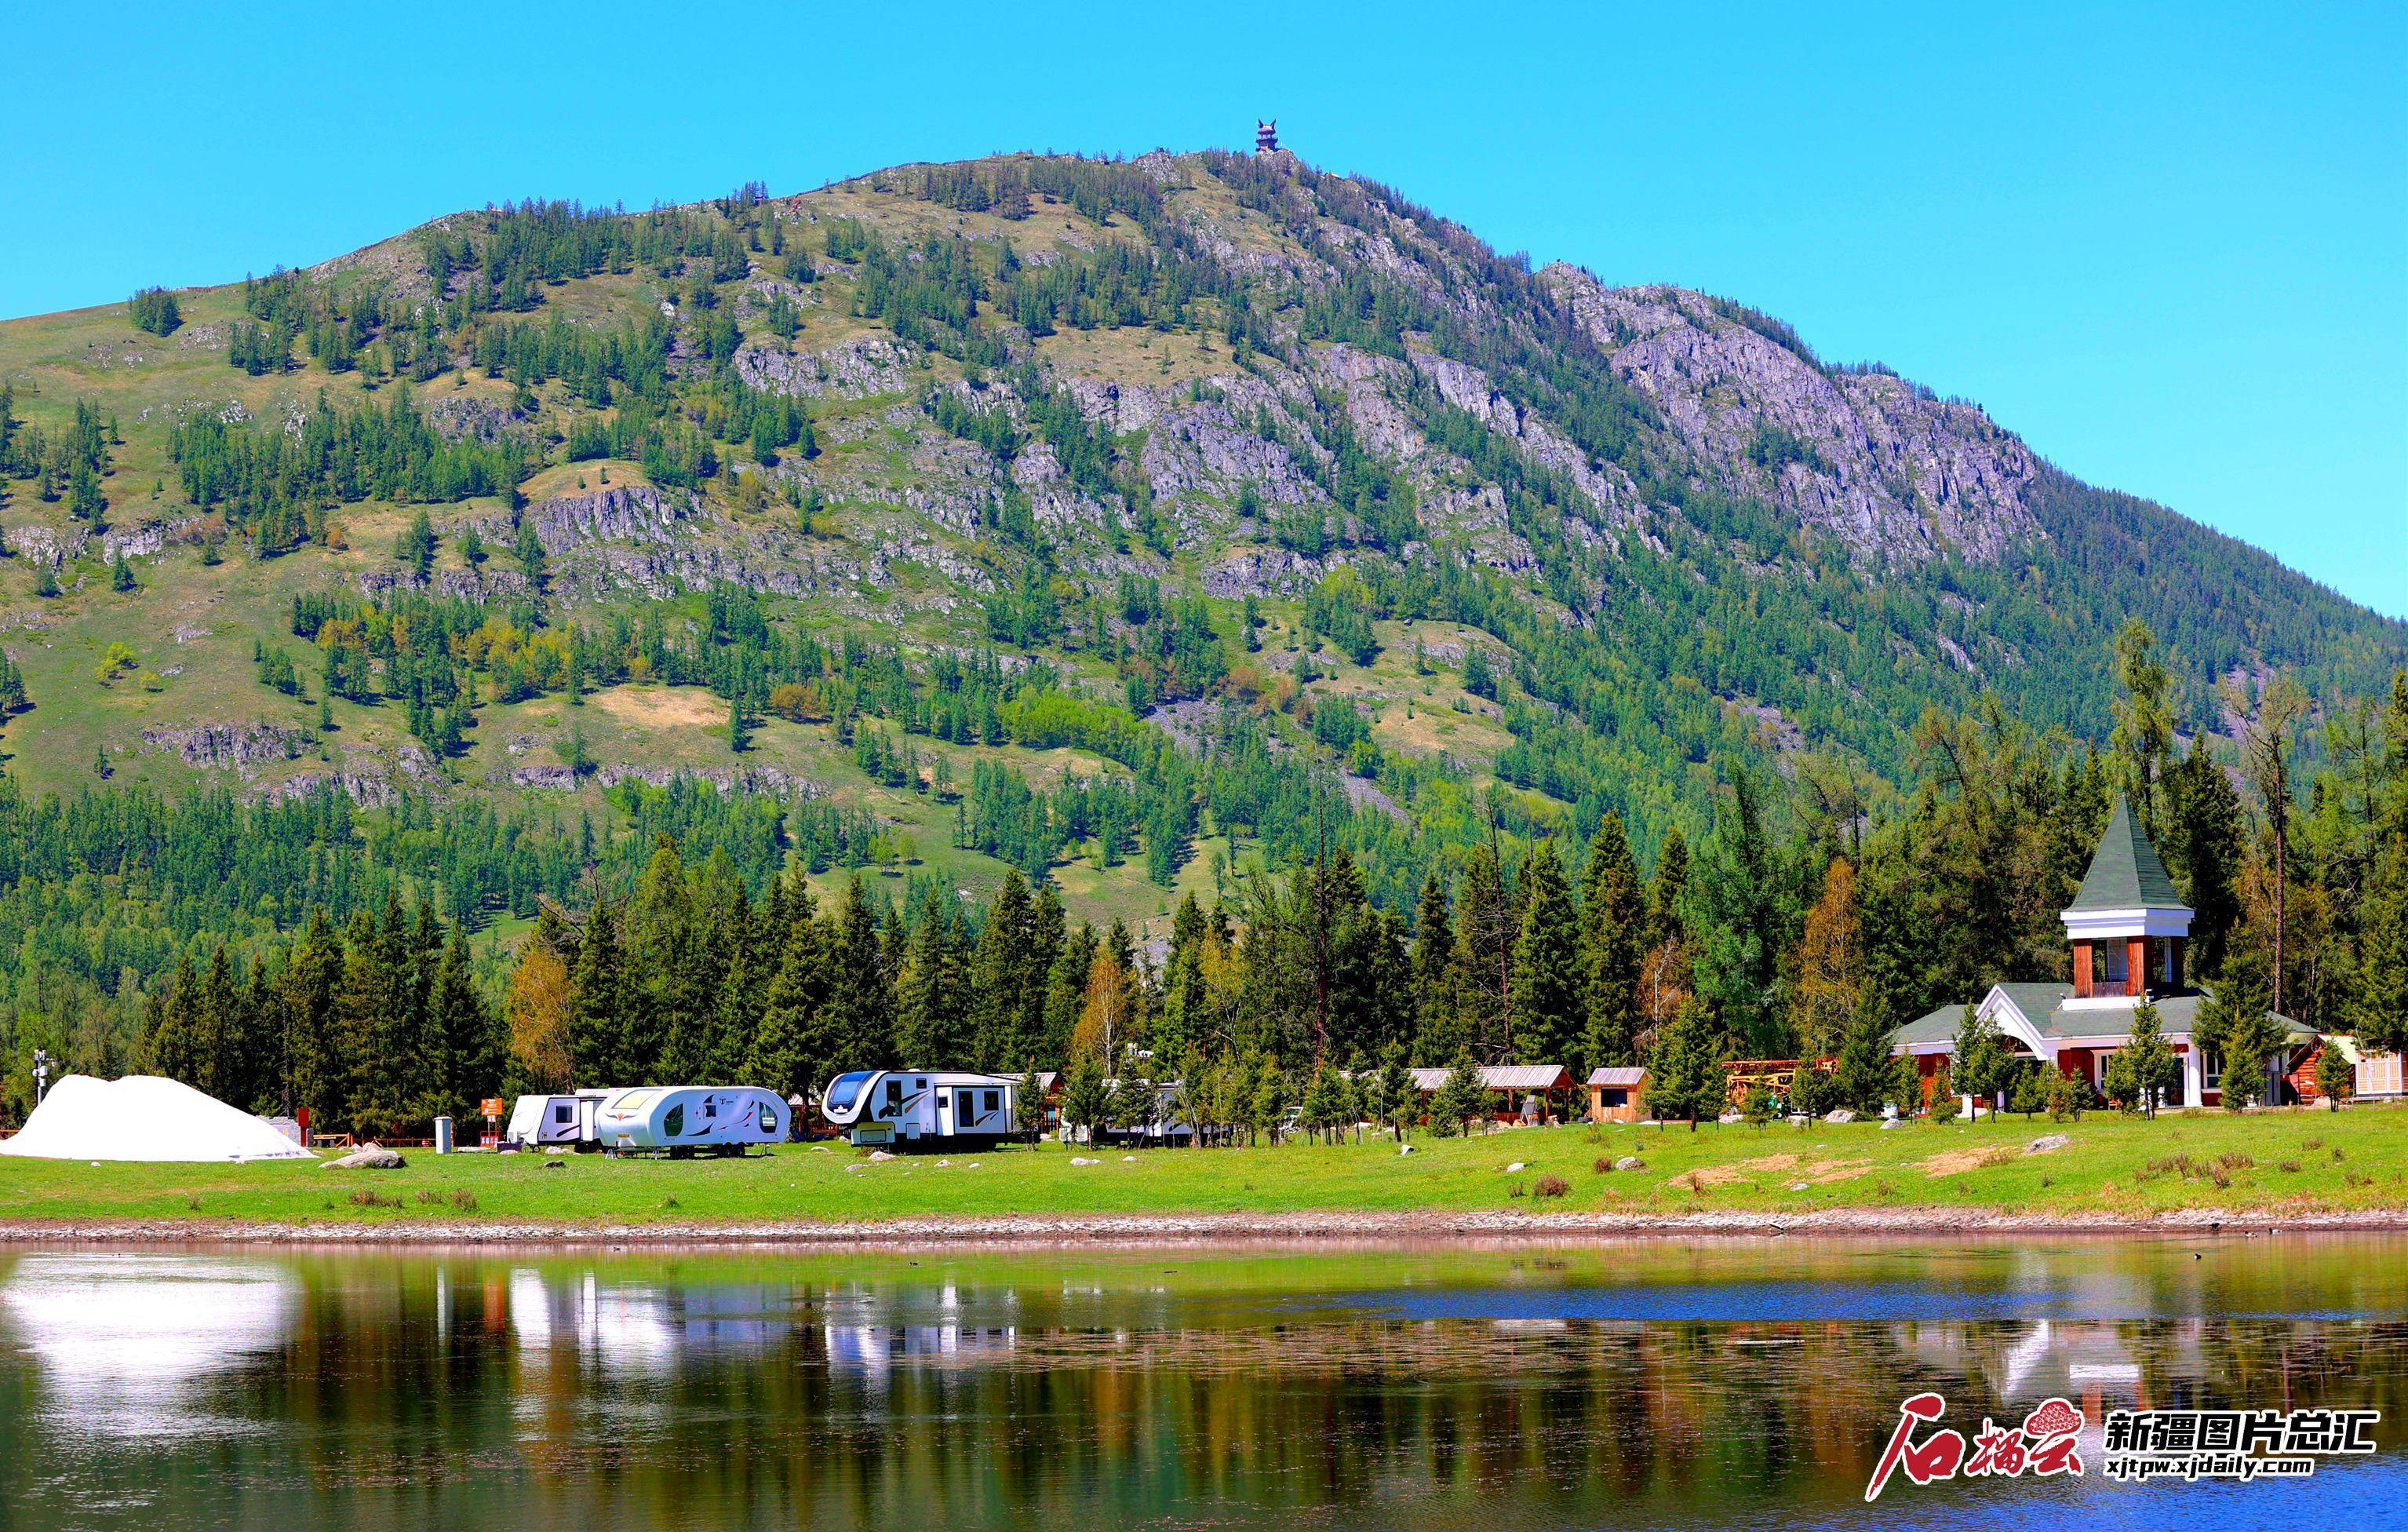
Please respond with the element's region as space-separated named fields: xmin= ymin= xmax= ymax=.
xmin=4 ymin=1104 xmax=2404 ymax=1228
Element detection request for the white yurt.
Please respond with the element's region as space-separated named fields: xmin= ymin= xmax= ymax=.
xmin=0 ymin=1075 xmax=314 ymax=1162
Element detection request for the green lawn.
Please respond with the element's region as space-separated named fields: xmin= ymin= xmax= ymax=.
xmin=4 ymin=1104 xmax=2405 ymax=1229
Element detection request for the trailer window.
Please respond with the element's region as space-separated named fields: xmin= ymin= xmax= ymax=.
xmin=664 ymin=1104 xmax=685 ymax=1137
xmin=552 ymin=1104 xmax=574 ymax=1125
xmin=984 ymin=1091 xmax=1000 ymax=1116
xmin=825 ymin=1073 xmax=872 ymax=1114
xmin=883 ymin=1079 xmax=904 ymax=1112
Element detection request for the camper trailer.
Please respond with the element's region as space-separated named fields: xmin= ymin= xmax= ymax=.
xmin=501 ymin=1089 xmax=616 ymax=1151
xmin=818 ymin=1071 xmax=1016 ymax=1150
xmin=591 ymin=1086 xmax=787 ymax=1156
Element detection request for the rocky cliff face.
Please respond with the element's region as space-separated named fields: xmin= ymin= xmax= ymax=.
xmin=1547 ymin=275 xmax=2043 ymax=563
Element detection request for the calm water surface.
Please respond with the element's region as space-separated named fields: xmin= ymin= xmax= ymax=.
xmin=1 ymin=1236 xmax=2403 ymax=1530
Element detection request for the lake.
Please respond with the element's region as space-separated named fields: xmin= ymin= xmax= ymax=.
xmin=0 ymin=1236 xmax=2401 ymax=1530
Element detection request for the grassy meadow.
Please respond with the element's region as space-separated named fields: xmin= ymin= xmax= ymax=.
xmin=3 ymin=1103 xmax=2404 ymax=1231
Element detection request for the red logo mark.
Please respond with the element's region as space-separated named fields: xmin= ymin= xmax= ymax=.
xmin=1867 ymin=1394 xmax=2085 ymax=1500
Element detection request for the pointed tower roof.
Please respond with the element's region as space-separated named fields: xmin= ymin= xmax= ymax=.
xmin=2067 ymin=796 xmax=2187 ymax=914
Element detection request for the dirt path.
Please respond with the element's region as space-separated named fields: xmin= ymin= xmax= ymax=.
xmin=5 ymin=1206 xmax=2406 ymax=1248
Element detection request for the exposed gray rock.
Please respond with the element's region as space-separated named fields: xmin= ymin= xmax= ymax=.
xmin=143 ymin=723 xmax=310 ymax=773
xmin=736 ymin=334 xmax=921 ymax=400
xmin=2026 ymin=1133 xmax=2073 ymax=1154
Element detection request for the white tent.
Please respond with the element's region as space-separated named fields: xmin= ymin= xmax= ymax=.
xmin=0 ymin=1074 xmax=314 ymax=1162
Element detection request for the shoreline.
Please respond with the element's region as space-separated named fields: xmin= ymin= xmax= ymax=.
xmin=6 ymin=1205 xmax=2408 ymax=1248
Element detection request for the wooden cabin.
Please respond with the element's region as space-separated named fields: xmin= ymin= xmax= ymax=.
xmin=1586 ymin=1067 xmax=1648 ymax=1123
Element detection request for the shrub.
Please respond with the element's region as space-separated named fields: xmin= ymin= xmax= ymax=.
xmin=1593 ymin=1156 xmax=1613 ymax=1174
xmin=348 ymin=1189 xmax=403 ymax=1209
xmin=1533 ymin=1174 xmax=1569 ymax=1199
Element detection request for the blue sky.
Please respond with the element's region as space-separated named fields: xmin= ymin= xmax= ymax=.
xmin=11 ymin=2 xmax=2403 ymax=617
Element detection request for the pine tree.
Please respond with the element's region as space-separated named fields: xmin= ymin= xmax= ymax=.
xmin=145 ymin=954 xmax=203 ymax=1087
xmin=827 ymin=875 xmax=891 ymax=1071
xmin=1830 ymin=1004 xmax=1902 ymax=1118
xmin=898 ymin=890 xmax=969 ymax=1066
xmin=432 ymin=924 xmax=499 ymax=1124
xmin=1014 ymin=1058 xmax=1051 ymax=1136
xmin=2110 ymin=619 xmax=2178 ymax=839
xmin=1431 ymin=1050 xmax=1485 ymax=1137
xmin=1647 ymin=999 xmax=1723 ymax=1130
xmin=1408 ymin=871 xmax=1453 ymax=1061
xmin=1951 ymin=1003 xmax=2008 ymax=1123
xmin=2103 ymin=998 xmax=2180 ymax=1117
xmin=515 ymin=518 xmax=548 ymax=589
xmin=282 ymin=906 xmax=347 ymax=1123
xmin=1059 ymin=1055 xmax=1109 ymax=1145
xmin=2352 ymin=815 xmax=2408 ymax=1056
xmin=2196 ymin=946 xmax=2285 ymax=1109
xmin=2167 ymin=739 xmax=2247 ymax=976
xmin=970 ymin=870 xmax=1034 ymax=1066
xmin=1448 ymin=845 xmax=1514 ymax=1060
xmin=749 ymin=899 xmax=835 ymax=1102
xmin=568 ymin=902 xmax=628 ymax=1088
xmin=397 ymin=509 xmax=436 ymax=579
xmin=1577 ymin=815 xmax=1644 ymax=1071
xmin=1509 ymin=839 xmax=1579 ymax=1067
xmin=2315 ymin=1041 xmax=2353 ymax=1111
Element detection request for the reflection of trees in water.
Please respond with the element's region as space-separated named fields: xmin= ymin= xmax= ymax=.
xmin=4 ymin=1255 xmax=2406 ymax=1530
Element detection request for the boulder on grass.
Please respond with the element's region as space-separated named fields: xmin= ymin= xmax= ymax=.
xmin=2025 ymin=1133 xmax=2072 ymax=1155
xmin=1613 ymin=1155 xmax=1646 ymax=1172
xmin=1823 ymin=1109 xmax=1857 ymax=1125
xmin=323 ymin=1143 xmax=406 ymax=1170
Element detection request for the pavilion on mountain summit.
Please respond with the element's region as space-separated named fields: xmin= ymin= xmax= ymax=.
xmin=1889 ymin=796 xmax=2314 ymax=1110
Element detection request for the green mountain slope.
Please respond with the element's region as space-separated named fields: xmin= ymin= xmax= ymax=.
xmin=0 ymin=149 xmax=2398 ymax=936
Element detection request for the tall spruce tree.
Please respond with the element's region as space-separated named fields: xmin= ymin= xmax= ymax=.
xmin=1646 ymin=999 xmax=1723 ymax=1131
xmin=567 ymin=902 xmax=628 ymax=1089
xmin=749 ymin=896 xmax=835 ymax=1101
xmin=1408 ymin=871 xmax=1454 ymax=1063
xmin=1508 ymin=840 xmax=1580 ymax=1067
xmin=1577 ymin=815 xmax=1645 ymax=1072
xmin=828 ymin=875 xmax=892 ymax=1072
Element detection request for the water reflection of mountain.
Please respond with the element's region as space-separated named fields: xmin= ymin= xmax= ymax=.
xmin=0 ymin=1253 xmax=297 ymax=1438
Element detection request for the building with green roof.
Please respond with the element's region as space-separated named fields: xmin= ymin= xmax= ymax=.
xmin=1892 ymin=797 xmax=2311 ymax=1110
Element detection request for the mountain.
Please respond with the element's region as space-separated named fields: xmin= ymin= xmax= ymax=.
xmin=0 ymin=148 xmax=2399 ymax=930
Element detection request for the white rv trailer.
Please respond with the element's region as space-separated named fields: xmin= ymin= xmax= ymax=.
xmin=818 ymin=1070 xmax=1016 ymax=1150
xmin=501 ymin=1089 xmax=617 ymax=1151
xmin=591 ymin=1086 xmax=787 ymax=1156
